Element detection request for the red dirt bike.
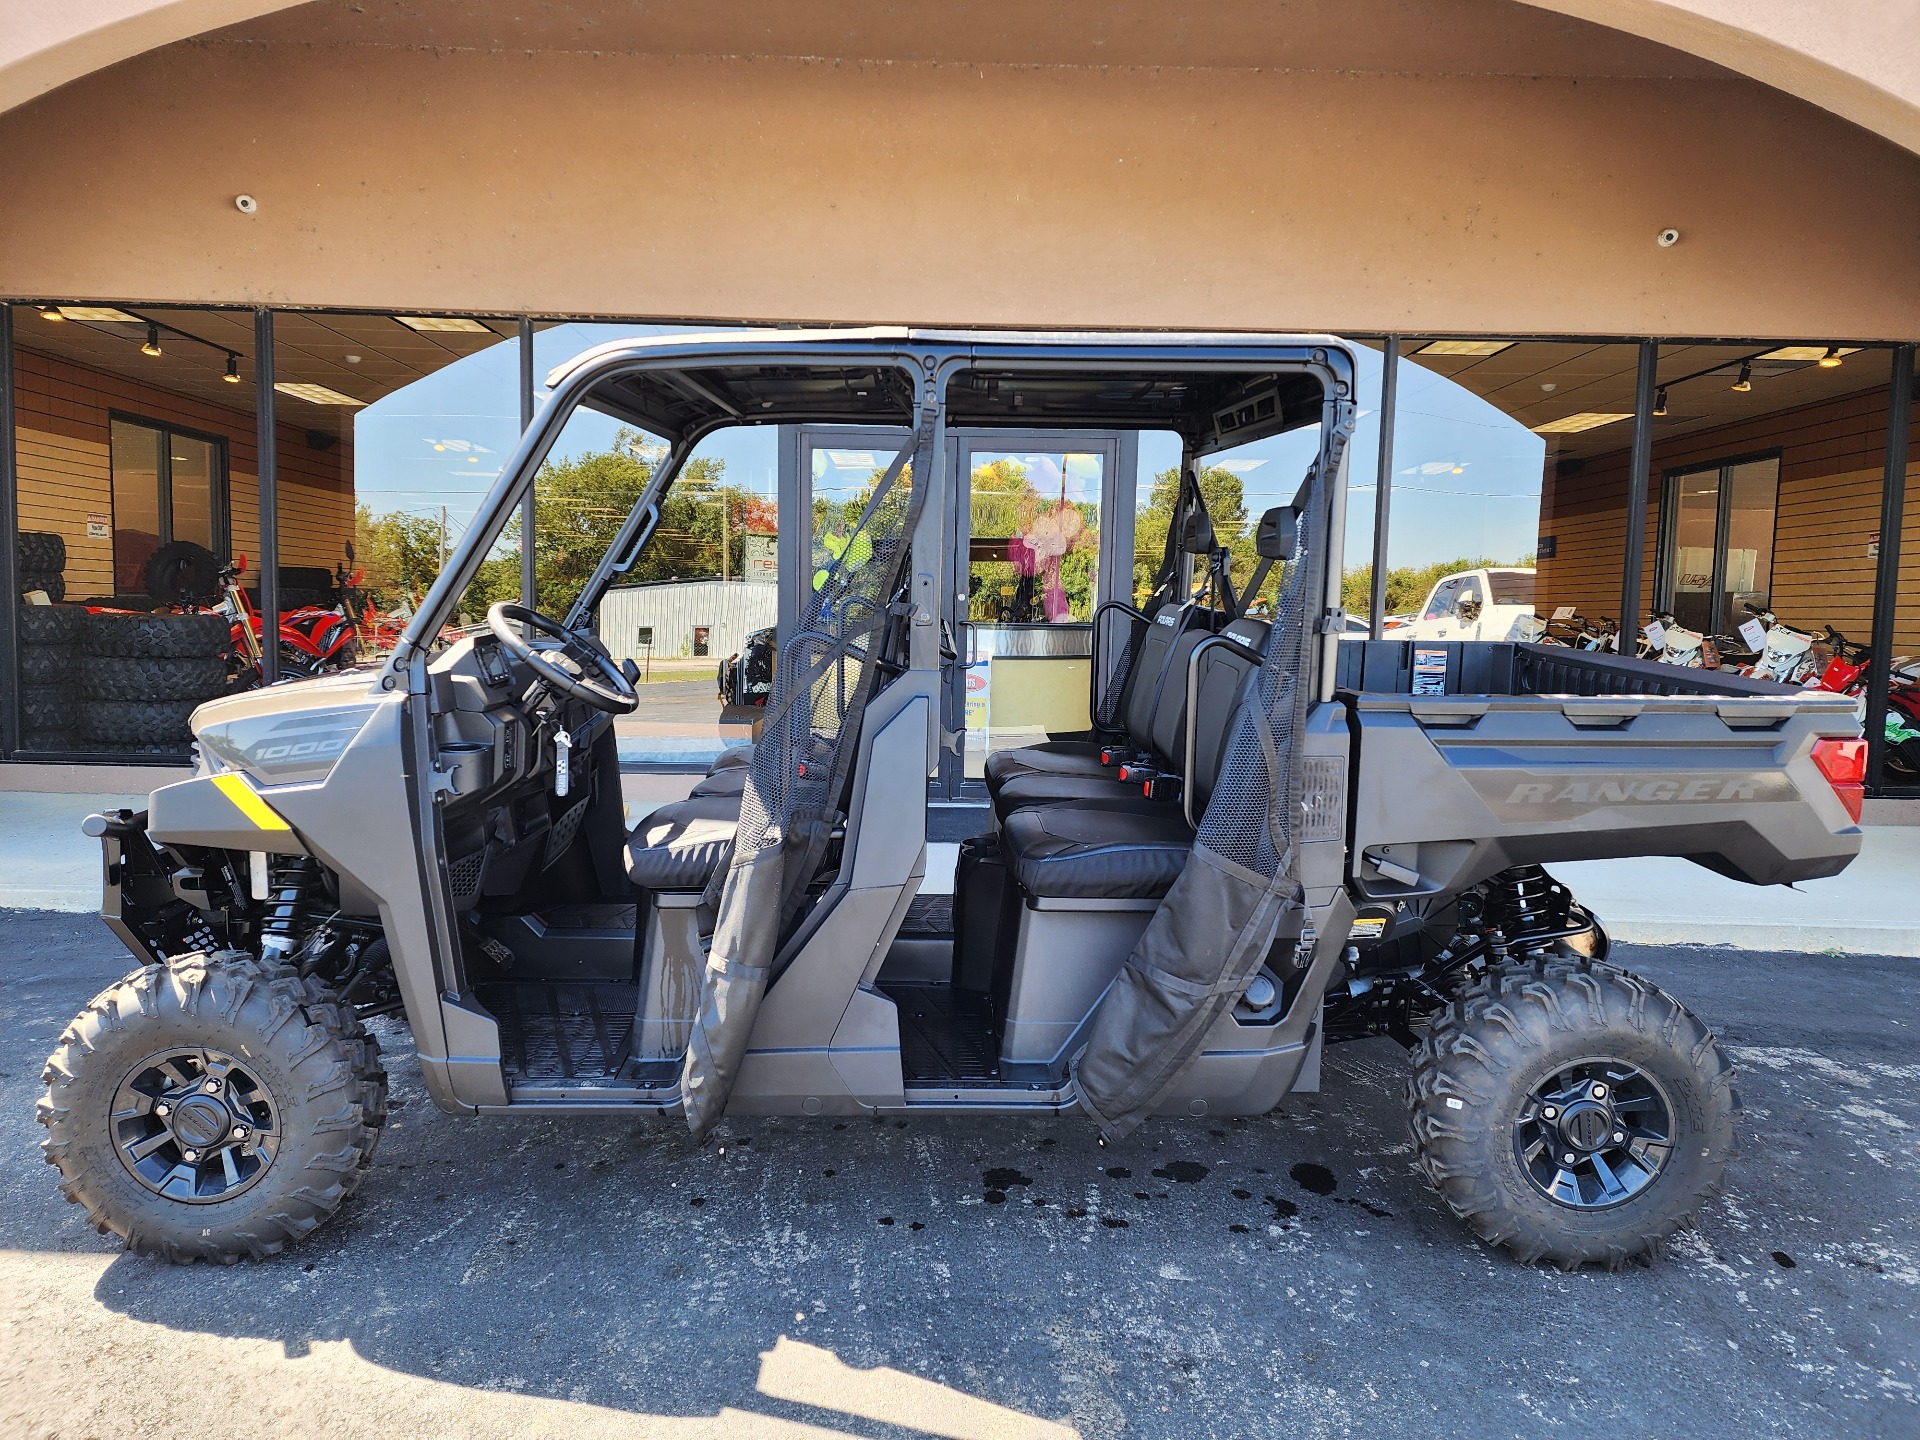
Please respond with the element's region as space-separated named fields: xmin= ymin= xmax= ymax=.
xmin=215 ymin=555 xmax=361 ymax=685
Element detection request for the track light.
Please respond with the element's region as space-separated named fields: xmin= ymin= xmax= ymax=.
xmin=1653 ymin=387 xmax=1669 ymax=417
xmin=1818 ymin=346 xmax=1844 ymax=368
xmin=39 ymin=306 xmax=64 ymax=322
xmin=141 ymin=323 xmax=163 ymax=357
xmin=223 ymin=353 xmax=242 ymax=384
xmin=1731 ymin=361 xmax=1752 ymax=393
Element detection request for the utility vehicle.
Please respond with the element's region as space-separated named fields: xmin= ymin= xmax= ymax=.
xmin=38 ymin=331 xmax=1866 ymax=1269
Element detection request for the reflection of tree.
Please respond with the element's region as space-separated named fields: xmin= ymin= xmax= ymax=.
xmin=810 ymin=461 xmax=914 ymax=591
xmin=453 ymin=427 xmax=769 ymax=617
xmin=968 ymin=458 xmax=1099 ymax=623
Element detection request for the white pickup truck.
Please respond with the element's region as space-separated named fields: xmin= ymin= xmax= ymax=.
xmin=1391 ymin=565 xmax=1542 ymax=642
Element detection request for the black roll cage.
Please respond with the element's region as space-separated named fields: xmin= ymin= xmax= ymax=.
xmin=383 ymin=328 xmax=1357 ymax=692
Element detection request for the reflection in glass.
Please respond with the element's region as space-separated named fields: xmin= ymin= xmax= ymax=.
xmin=109 ymin=419 xmax=162 ymax=593
xmin=967 ymin=451 xmax=1101 ymax=624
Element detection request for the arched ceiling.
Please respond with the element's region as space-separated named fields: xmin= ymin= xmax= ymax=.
xmin=4 ymin=0 xmax=1919 ymax=157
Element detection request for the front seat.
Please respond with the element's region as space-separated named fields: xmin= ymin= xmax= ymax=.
xmin=624 ymin=794 xmax=741 ymax=891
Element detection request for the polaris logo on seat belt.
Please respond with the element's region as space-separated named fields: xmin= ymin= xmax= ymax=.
xmin=1471 ymin=769 xmax=1796 ymax=818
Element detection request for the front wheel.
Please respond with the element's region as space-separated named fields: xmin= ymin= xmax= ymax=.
xmin=1408 ymin=956 xmax=1738 ymax=1269
xmin=38 ymin=951 xmax=387 ymax=1263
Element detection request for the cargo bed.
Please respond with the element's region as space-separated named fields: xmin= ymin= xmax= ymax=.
xmin=1336 ymin=641 xmax=1864 ymax=894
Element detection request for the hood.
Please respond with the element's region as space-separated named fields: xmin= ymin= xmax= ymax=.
xmin=191 ymin=669 xmax=391 ymax=788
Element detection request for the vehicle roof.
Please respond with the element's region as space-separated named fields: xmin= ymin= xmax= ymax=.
xmin=546 ymin=327 xmax=1354 ymax=449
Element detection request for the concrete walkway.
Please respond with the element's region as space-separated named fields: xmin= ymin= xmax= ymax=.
xmin=2 ymin=788 xmax=1913 ymax=956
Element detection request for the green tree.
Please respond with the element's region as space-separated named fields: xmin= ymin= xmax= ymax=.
xmin=1133 ymin=465 xmax=1254 ymax=605
xmin=353 ymin=505 xmax=449 ymax=613
xmin=458 ymin=429 xmax=743 ymax=619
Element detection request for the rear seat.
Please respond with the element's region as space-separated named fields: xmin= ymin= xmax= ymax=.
xmin=998 ymin=620 xmax=1267 ymax=900
xmin=991 ymin=615 xmax=1266 ymax=821
xmin=981 ymin=598 xmax=1193 ymax=799
xmin=982 ymin=505 xmax=1222 ymax=800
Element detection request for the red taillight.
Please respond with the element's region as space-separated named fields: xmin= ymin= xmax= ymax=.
xmin=1813 ymin=738 xmax=1867 ymax=823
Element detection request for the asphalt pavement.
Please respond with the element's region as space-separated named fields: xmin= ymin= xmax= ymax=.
xmin=1 ymin=912 xmax=1914 ymax=1438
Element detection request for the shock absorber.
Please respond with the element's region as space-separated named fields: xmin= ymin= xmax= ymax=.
xmin=1481 ymin=864 xmax=1574 ymax=953
xmin=258 ymin=856 xmax=322 ymax=963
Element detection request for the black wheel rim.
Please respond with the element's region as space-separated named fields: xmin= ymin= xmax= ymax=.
xmin=111 ymin=1047 xmax=281 ymax=1204
xmin=1512 ymin=1057 xmax=1674 ymax=1210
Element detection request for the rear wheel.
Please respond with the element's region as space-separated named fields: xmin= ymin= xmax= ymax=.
xmin=1408 ymin=956 xmax=1737 ymax=1269
xmin=37 ymin=951 xmax=387 ymax=1263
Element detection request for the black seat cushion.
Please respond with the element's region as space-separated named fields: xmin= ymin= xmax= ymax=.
xmin=992 ymin=768 xmax=1154 ymax=820
xmin=625 ymin=794 xmax=741 ymax=890
xmin=982 ymin=740 xmax=1105 ymax=793
xmin=1001 ymin=804 xmax=1193 ymax=901
xmin=690 ymin=764 xmax=748 ymax=799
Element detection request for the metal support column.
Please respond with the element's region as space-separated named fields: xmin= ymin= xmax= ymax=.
xmin=1865 ymin=344 xmax=1914 ymax=791
xmin=1616 ymin=340 xmax=1659 ymax=650
xmin=519 ymin=318 xmax=536 ymax=609
xmin=1368 ymin=336 xmax=1400 ymax=639
xmin=0 ymin=306 xmax=18 ymax=756
xmin=255 ymin=308 xmax=279 ymax=684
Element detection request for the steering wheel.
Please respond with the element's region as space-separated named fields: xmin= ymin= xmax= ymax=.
xmin=486 ymin=602 xmax=639 ymax=715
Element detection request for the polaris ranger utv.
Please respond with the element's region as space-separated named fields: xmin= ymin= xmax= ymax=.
xmin=38 ymin=331 xmax=1866 ymax=1269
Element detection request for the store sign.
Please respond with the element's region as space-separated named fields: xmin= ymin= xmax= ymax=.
xmin=1868 ymin=530 xmax=1880 ymax=559
xmin=86 ymin=512 xmax=110 ymax=539
xmin=744 ymin=532 xmax=777 ymax=582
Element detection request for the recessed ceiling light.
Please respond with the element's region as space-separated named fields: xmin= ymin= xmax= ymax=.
xmin=1757 ymin=345 xmax=1860 ymax=363
xmin=1416 ymin=340 xmax=1515 ymax=357
xmin=344 ymin=353 xmax=362 ymax=364
xmin=274 ymin=381 xmax=365 ymax=407
xmin=54 ymin=305 xmax=142 ymax=323
xmin=394 ymin=316 xmax=492 ymax=333
xmin=1532 ymin=412 xmax=1632 ymax=434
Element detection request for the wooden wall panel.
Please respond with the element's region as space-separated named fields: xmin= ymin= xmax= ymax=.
xmin=15 ymin=428 xmax=112 ymax=596
xmin=1534 ymin=385 xmax=1919 ymax=649
xmin=11 ymin=346 xmax=353 ymax=593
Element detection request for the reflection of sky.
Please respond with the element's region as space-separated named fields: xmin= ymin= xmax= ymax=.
xmin=357 ymin=329 xmax=1543 ymax=569
xmin=1138 ymin=346 xmax=1545 ymax=571
xmin=973 ymin=451 xmax=1104 ymax=505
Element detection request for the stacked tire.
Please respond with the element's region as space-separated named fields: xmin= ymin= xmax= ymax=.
xmin=79 ymin=611 xmax=232 ymax=752
xmin=16 ymin=603 xmax=86 ymax=751
xmin=17 ymin=530 xmax=66 ymax=604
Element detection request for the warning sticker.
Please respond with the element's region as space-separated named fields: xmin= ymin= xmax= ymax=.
xmin=1412 ymin=647 xmax=1449 ymax=696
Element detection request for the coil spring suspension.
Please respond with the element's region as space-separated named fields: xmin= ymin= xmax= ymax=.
xmin=259 ymin=856 xmax=322 ymax=963
xmin=1477 ymin=864 xmax=1578 ymax=961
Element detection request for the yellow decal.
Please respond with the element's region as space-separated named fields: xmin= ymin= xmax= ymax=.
xmin=211 ymin=773 xmax=292 ymax=832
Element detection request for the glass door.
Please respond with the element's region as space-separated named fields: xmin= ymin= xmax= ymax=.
xmin=1658 ymin=455 xmax=1781 ymax=636
xmin=941 ymin=432 xmax=1131 ymax=796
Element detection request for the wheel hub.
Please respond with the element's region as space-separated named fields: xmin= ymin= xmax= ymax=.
xmin=1556 ymin=1098 xmax=1615 ymax=1153
xmin=1513 ymin=1059 xmax=1674 ymax=1210
xmin=165 ymin=1093 xmax=233 ymax=1151
xmin=111 ymin=1047 xmax=280 ymax=1204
